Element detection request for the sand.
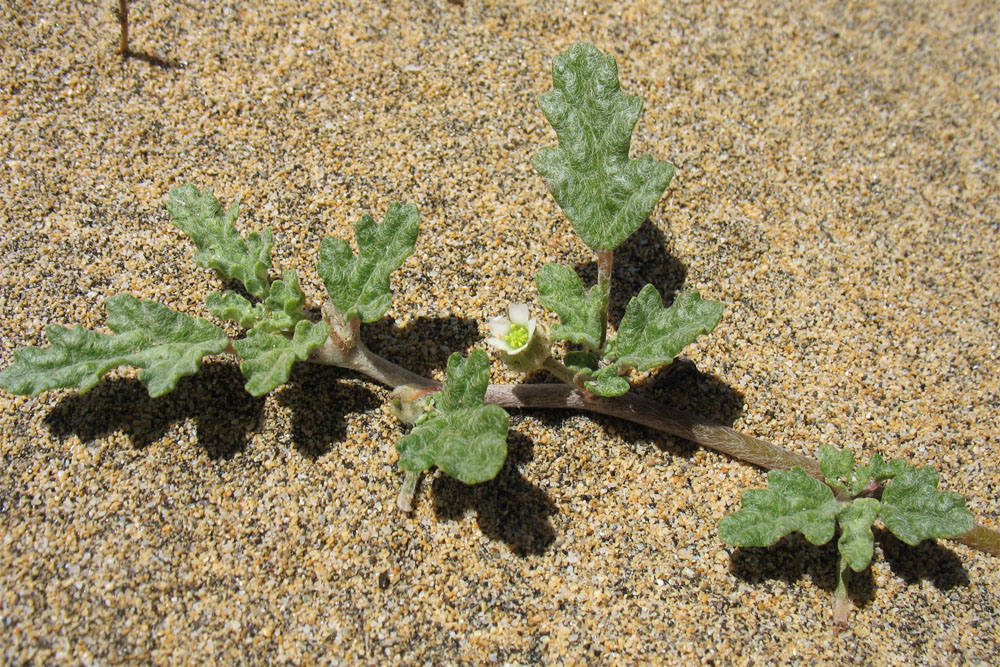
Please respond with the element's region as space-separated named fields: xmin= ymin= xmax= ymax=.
xmin=1 ymin=0 xmax=998 ymax=663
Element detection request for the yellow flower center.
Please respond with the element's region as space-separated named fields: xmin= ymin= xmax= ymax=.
xmin=504 ymin=324 xmax=529 ymax=349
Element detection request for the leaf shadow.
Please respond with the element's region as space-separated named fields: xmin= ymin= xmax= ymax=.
xmin=43 ymin=361 xmax=265 ymax=459
xmin=728 ymin=530 xmax=971 ymax=613
xmin=276 ymin=363 xmax=382 ymax=460
xmin=574 ymin=219 xmax=688 ymax=326
xmin=430 ymin=427 xmax=557 ymax=556
xmin=123 ymin=49 xmax=186 ymax=70
xmin=876 ymin=528 xmax=970 ymax=590
xmin=728 ymin=533 xmax=877 ymax=611
xmin=363 ymin=314 xmax=481 ymax=379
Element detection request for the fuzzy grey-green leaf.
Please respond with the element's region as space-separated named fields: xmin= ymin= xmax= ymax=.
xmin=536 ymin=263 xmax=605 ymax=350
xmin=532 ymin=42 xmax=675 ymax=251
xmin=206 ymin=291 xmax=266 ymax=329
xmin=317 ymin=203 xmax=419 ymax=323
xmin=167 ymin=185 xmax=272 ymax=297
xmin=233 ymin=319 xmax=330 ymax=396
xmin=258 ymin=270 xmax=307 ymax=332
xmin=878 ymin=465 xmax=973 ymax=545
xmin=0 ymin=294 xmax=229 ymax=398
xmin=396 ymin=405 xmax=510 ymax=485
xmin=583 ymin=365 xmax=630 ymax=397
xmin=719 ymin=467 xmax=840 ymax=547
xmin=394 ymin=350 xmax=510 ymax=485
xmin=838 ymin=498 xmax=880 ymax=572
xmin=611 ymin=286 xmax=723 ymax=373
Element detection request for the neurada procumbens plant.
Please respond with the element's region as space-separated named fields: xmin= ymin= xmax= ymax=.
xmin=2 ymin=42 xmax=996 ymax=627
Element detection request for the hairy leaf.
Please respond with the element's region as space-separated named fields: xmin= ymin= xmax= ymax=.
xmin=0 ymin=294 xmax=229 ymax=397
xmin=395 ymin=350 xmax=510 ymax=484
xmin=610 ymin=287 xmax=723 ymax=373
xmin=532 ymin=42 xmax=675 ymax=251
xmin=879 ymin=465 xmax=973 ymax=545
xmin=536 ymin=263 xmax=605 ymax=350
xmin=583 ymin=365 xmax=631 ymax=397
xmin=206 ymin=270 xmax=307 ymax=334
xmin=233 ymin=319 xmax=330 ymax=396
xmin=850 ymin=454 xmax=907 ymax=495
xmin=318 ymin=203 xmax=419 ymax=322
xmin=167 ymin=185 xmax=273 ymax=298
xmin=258 ymin=270 xmax=307 ymax=332
xmin=818 ymin=445 xmax=854 ymax=492
xmin=838 ymin=498 xmax=880 ymax=572
xmin=206 ymin=291 xmax=266 ymax=329
xmin=719 ymin=468 xmax=841 ymax=547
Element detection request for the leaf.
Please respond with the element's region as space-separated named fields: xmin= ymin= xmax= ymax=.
xmin=258 ymin=270 xmax=307 ymax=332
xmin=851 ymin=454 xmax=907 ymax=495
xmin=583 ymin=365 xmax=631 ymax=397
xmin=563 ymin=350 xmax=598 ymax=374
xmin=837 ymin=498 xmax=880 ymax=572
xmin=167 ymin=185 xmax=273 ymax=298
xmin=818 ymin=445 xmax=854 ymax=495
xmin=206 ymin=291 xmax=266 ymax=329
xmin=0 ymin=294 xmax=229 ymax=398
xmin=395 ymin=350 xmax=510 ymax=485
xmin=719 ymin=467 xmax=841 ymax=547
xmin=609 ymin=287 xmax=723 ymax=373
xmin=206 ymin=270 xmax=307 ymax=334
xmin=233 ymin=319 xmax=331 ymax=396
xmin=535 ymin=263 xmax=605 ymax=350
xmin=878 ymin=465 xmax=973 ymax=545
xmin=318 ymin=203 xmax=419 ymax=323
xmin=436 ymin=349 xmax=490 ymax=412
xmin=532 ymin=42 xmax=675 ymax=251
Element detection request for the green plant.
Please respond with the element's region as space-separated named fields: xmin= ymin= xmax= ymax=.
xmin=1 ymin=42 xmax=995 ymax=627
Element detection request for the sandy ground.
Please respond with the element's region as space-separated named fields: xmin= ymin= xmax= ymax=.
xmin=2 ymin=0 xmax=999 ymax=663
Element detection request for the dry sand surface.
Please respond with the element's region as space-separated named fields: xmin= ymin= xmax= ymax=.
xmin=2 ymin=0 xmax=999 ymax=663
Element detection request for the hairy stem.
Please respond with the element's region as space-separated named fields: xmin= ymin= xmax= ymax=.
xmin=832 ymin=556 xmax=851 ymax=628
xmin=596 ymin=250 xmax=613 ymax=350
xmin=117 ymin=0 xmax=129 ymax=55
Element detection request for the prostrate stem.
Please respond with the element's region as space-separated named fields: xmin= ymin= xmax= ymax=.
xmin=306 ymin=338 xmax=1000 ymax=557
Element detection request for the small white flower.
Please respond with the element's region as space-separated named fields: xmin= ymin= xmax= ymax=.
xmin=486 ymin=303 xmax=537 ymax=354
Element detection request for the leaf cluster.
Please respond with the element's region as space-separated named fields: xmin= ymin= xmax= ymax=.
xmin=719 ymin=446 xmax=974 ymax=572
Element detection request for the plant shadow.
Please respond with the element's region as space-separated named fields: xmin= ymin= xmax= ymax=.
xmin=276 ymin=363 xmax=382 ymax=460
xmin=430 ymin=428 xmax=557 ymax=556
xmin=43 ymin=361 xmax=264 ymax=459
xmin=728 ymin=529 xmax=970 ymax=613
xmin=123 ymin=49 xmax=186 ymax=69
xmin=363 ymin=314 xmax=481 ymax=379
xmin=729 ymin=533 xmax=876 ymax=610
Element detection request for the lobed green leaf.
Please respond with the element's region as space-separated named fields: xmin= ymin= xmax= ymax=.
xmin=206 ymin=291 xmax=266 ymax=330
xmin=0 ymin=294 xmax=229 ymax=398
xmin=532 ymin=42 xmax=675 ymax=251
xmin=837 ymin=498 xmax=880 ymax=572
xmin=583 ymin=365 xmax=631 ymax=397
xmin=719 ymin=467 xmax=840 ymax=547
xmin=609 ymin=286 xmax=723 ymax=374
xmin=317 ymin=203 xmax=419 ymax=323
xmin=818 ymin=445 xmax=854 ymax=495
xmin=232 ymin=319 xmax=331 ymax=396
xmin=878 ymin=465 xmax=973 ymax=545
xmin=395 ymin=350 xmax=510 ymax=485
xmin=167 ymin=185 xmax=272 ymax=298
xmin=536 ymin=263 xmax=605 ymax=350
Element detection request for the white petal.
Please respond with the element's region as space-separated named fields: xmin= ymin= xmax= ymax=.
xmin=508 ymin=303 xmax=530 ymax=326
xmin=487 ymin=316 xmax=511 ymax=337
xmin=485 ymin=336 xmax=512 ymax=352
